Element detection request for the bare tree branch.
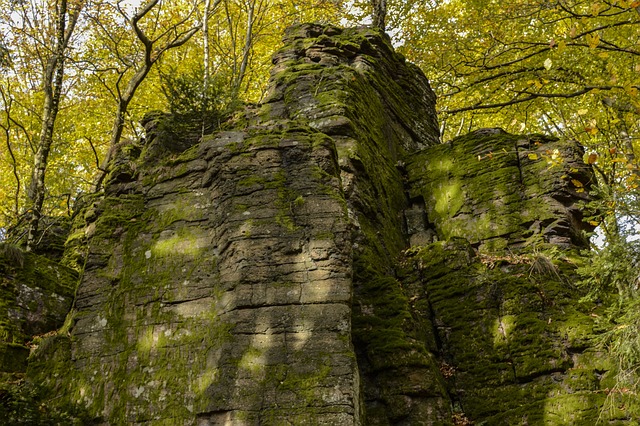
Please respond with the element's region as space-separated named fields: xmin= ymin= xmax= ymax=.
xmin=0 ymin=85 xmax=20 ymax=217
xmin=93 ymin=0 xmax=200 ymax=191
xmin=443 ymin=85 xmax=625 ymax=114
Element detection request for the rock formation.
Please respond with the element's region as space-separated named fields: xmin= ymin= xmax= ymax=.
xmin=4 ymin=23 xmax=637 ymax=424
xmin=0 ymin=245 xmax=76 ymax=376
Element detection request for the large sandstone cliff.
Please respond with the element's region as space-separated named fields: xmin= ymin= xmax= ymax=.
xmin=7 ymin=24 xmax=638 ymax=424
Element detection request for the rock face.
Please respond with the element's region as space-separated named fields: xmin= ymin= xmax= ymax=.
xmin=401 ymin=131 xmax=622 ymax=424
xmin=0 ymin=245 xmax=76 ymax=375
xmin=24 ymin=23 xmax=638 ymax=425
xmin=407 ymin=129 xmax=595 ymax=251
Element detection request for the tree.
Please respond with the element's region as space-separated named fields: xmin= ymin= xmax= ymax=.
xmin=377 ymin=2 xmax=635 ymax=125
xmin=370 ymin=0 xmax=386 ymax=31
xmin=1 ymin=0 xmax=85 ymax=250
xmin=88 ymin=0 xmax=201 ymax=190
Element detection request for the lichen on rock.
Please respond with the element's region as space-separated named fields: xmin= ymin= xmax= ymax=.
xmin=12 ymin=23 xmax=639 ymax=426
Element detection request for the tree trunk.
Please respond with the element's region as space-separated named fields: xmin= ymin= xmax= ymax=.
xmin=92 ymin=70 xmax=147 ymax=191
xmin=203 ymin=0 xmax=212 ymax=137
xmin=232 ymin=0 xmax=255 ymax=98
xmin=371 ymin=0 xmax=387 ymax=31
xmin=26 ymin=0 xmax=81 ymax=251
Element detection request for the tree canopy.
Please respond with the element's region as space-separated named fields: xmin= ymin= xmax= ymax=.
xmin=3 ymin=0 xmax=636 ymax=233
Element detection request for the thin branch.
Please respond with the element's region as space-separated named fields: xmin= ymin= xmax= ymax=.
xmin=443 ymin=85 xmax=623 ymax=114
xmin=84 ymin=135 xmax=104 ymax=172
xmin=0 ymin=87 xmax=20 ymax=216
xmin=131 ymin=0 xmax=159 ymax=54
xmin=461 ymin=20 xmax=639 ymax=72
xmin=7 ymin=116 xmax=35 ymax=154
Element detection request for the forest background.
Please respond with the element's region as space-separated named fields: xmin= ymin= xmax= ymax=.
xmin=1 ymin=0 xmax=639 ymax=398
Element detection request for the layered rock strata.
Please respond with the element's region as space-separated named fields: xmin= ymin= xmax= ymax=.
xmin=24 ymin=23 xmax=639 ymax=425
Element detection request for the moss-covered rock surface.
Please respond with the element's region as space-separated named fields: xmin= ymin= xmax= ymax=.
xmin=406 ymin=129 xmax=596 ymax=252
xmin=403 ymin=240 xmax=635 ymax=424
xmin=0 ymin=245 xmax=76 ymax=373
xmin=10 ymin=23 xmax=639 ymax=425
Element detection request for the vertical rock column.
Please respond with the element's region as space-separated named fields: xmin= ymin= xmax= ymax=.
xmin=194 ymin=126 xmax=359 ymax=424
xmin=29 ymin=122 xmax=359 ymax=423
xmin=261 ymin=24 xmax=451 ymax=424
xmin=403 ymin=129 xmax=629 ymax=424
xmin=29 ymin=23 xmax=449 ymax=425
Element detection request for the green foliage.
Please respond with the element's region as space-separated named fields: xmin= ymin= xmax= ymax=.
xmin=0 ymin=379 xmax=91 ymax=425
xmin=578 ymin=237 xmax=640 ymax=401
xmin=159 ymin=67 xmax=232 ymax=136
xmin=388 ymin=0 xmax=639 ymax=138
xmin=589 ymin=295 xmax=640 ymax=411
xmin=599 ymin=297 xmax=640 ymax=373
xmin=579 ymin=239 xmax=640 ymax=300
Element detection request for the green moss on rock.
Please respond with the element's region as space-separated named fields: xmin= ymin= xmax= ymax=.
xmin=406 ymin=129 xmax=596 ymax=250
xmin=405 ymin=239 xmax=629 ymax=424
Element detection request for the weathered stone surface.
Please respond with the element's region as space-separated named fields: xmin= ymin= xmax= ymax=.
xmin=401 ymin=238 xmax=626 ymax=424
xmin=407 ymin=129 xmax=597 ymax=251
xmin=28 ymin=120 xmax=360 ymax=423
xmin=0 ymin=246 xmax=76 ymax=374
xmin=21 ymin=23 xmax=639 ymax=426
